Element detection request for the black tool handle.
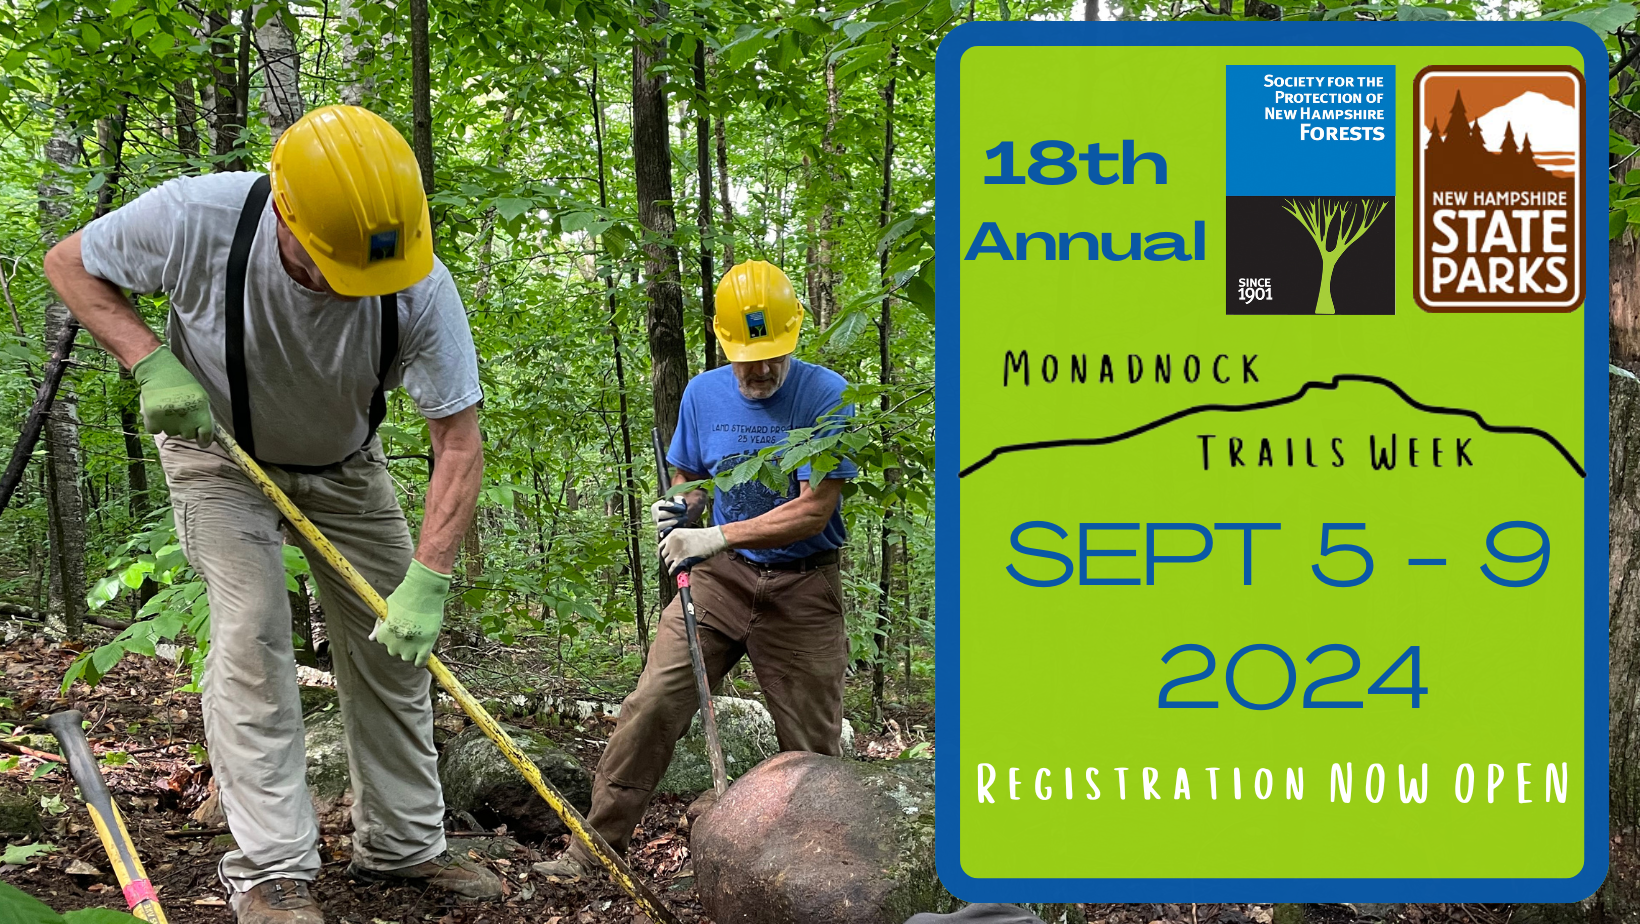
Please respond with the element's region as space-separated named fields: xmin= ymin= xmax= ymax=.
xmin=44 ymin=711 xmax=167 ymax=923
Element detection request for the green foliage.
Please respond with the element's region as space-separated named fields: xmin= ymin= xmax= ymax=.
xmin=0 ymin=842 xmax=55 ymax=866
xmin=0 ymin=882 xmax=142 ymax=924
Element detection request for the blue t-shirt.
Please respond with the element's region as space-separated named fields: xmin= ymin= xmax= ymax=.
xmin=668 ymin=359 xmax=858 ymax=564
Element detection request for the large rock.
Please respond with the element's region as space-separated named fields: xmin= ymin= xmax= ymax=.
xmin=657 ymin=695 xmax=856 ymax=794
xmin=693 ymin=751 xmax=953 ymax=924
xmin=194 ymin=709 xmax=350 ymax=828
xmin=304 ymin=710 xmax=350 ymax=819
xmin=437 ymin=723 xmax=591 ymax=840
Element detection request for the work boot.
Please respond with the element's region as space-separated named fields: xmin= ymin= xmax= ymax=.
xmin=229 ymin=879 xmax=323 ymax=924
xmin=347 ymin=850 xmax=503 ymax=901
xmin=531 ymin=849 xmax=593 ymax=881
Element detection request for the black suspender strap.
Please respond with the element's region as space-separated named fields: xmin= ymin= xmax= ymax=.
xmin=369 ymin=293 xmax=398 ymax=438
xmin=225 ymin=174 xmax=401 ymax=469
xmin=225 ymin=174 xmax=270 ymax=460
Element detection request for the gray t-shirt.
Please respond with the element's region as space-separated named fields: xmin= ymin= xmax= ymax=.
xmin=80 ymin=171 xmax=482 ymax=467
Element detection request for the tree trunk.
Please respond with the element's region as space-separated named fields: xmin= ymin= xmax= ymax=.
xmin=174 ymin=79 xmax=201 ymax=167
xmin=634 ymin=1 xmax=688 ymax=607
xmin=253 ymin=0 xmax=304 ymax=142
xmin=1522 ymin=371 xmax=1640 ymax=923
xmin=1085 ymin=0 xmax=1100 ymax=17
xmin=38 ymin=120 xmax=87 ymax=640
xmin=694 ymin=43 xmax=718 ymax=372
xmin=870 ymin=50 xmax=898 ymax=727
xmin=98 ymin=102 xmax=149 ymax=534
xmin=119 ymin=375 xmax=150 ymax=522
xmin=207 ymin=9 xmax=245 ymax=171
xmin=716 ymin=116 xmax=735 ymax=271
xmin=632 ymin=3 xmax=688 ymax=471
xmin=334 ymin=0 xmax=377 ymax=106
xmin=410 ymin=0 xmax=434 ymax=197
xmin=815 ymin=61 xmax=842 ymax=329
xmin=1614 ymin=230 xmax=1640 ymax=365
xmin=594 ymin=58 xmax=651 ymax=650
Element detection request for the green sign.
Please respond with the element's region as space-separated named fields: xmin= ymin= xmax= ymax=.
xmin=937 ymin=23 xmax=1607 ymax=900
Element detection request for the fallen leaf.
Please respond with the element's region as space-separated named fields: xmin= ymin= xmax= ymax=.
xmin=65 ymin=858 xmax=100 ymax=876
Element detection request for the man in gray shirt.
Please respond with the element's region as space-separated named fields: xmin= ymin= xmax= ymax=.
xmin=43 ymin=106 xmax=498 ymax=924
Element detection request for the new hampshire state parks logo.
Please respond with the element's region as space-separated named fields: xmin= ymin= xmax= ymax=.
xmin=1414 ymin=66 xmax=1584 ymax=312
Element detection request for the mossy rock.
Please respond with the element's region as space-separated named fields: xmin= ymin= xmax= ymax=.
xmin=436 ymin=723 xmax=591 ymax=840
xmin=0 ymin=790 xmax=41 ymax=838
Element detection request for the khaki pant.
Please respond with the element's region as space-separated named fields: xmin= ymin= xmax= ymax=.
xmin=571 ymin=552 xmax=848 ymax=860
xmin=159 ymin=437 xmax=445 ymax=892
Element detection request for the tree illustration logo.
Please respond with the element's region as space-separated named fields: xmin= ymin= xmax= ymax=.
xmin=1282 ymin=198 xmax=1389 ymax=315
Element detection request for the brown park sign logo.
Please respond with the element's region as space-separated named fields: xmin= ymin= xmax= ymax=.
xmin=1414 ymin=66 xmax=1584 ymax=312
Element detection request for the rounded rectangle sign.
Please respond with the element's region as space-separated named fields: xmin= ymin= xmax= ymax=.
xmin=935 ymin=21 xmax=1609 ymax=902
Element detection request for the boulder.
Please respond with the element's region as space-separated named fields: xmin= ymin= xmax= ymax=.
xmin=656 ymin=695 xmax=856 ymax=794
xmin=437 ymin=723 xmax=591 ymax=840
xmin=693 ymin=751 xmax=953 ymax=924
xmin=191 ymin=710 xmax=351 ymax=829
xmin=304 ymin=710 xmax=351 ymax=821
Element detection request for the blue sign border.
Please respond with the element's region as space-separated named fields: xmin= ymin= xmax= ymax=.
xmin=934 ymin=21 xmax=1610 ymax=902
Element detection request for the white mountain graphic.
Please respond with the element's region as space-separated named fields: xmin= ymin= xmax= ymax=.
xmin=1421 ymin=91 xmax=1579 ymax=173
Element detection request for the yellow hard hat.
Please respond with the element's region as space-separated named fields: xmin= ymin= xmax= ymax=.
xmin=714 ymin=261 xmax=804 ymax=362
xmin=269 ymin=106 xmax=432 ymax=298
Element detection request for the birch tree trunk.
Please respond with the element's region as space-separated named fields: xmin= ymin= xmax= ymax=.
xmin=334 ymin=0 xmax=378 ymax=106
xmin=815 ymin=61 xmax=842 ymax=329
xmin=38 ymin=120 xmax=87 ymax=640
xmin=253 ymin=0 xmax=304 ymax=142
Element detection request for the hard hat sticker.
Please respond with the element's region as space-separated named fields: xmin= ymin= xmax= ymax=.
xmin=936 ymin=23 xmax=1606 ymax=902
xmin=746 ymin=310 xmax=769 ymax=340
xmin=368 ymin=229 xmax=399 ymax=263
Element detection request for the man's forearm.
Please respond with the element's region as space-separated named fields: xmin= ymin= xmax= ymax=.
xmin=43 ymin=232 xmax=160 ymax=368
xmin=721 ymin=480 xmax=842 ymax=550
xmin=417 ymin=410 xmax=484 ymax=573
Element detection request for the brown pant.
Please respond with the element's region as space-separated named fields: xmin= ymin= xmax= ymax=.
xmin=573 ymin=552 xmax=848 ymax=857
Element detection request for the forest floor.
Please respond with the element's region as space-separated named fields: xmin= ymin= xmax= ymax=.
xmin=0 ymin=626 xmax=1513 ymax=924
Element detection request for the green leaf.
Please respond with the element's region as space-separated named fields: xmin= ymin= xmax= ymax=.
xmin=1396 ymin=4 xmax=1452 ymax=18
xmin=842 ymin=21 xmax=882 ymax=40
xmin=91 ymin=643 xmax=124 ymax=677
xmin=492 ymin=198 xmax=533 ymax=222
xmin=1565 ymin=0 xmax=1636 ymax=30
xmin=99 ymin=751 xmax=130 ymax=767
xmin=0 ymin=843 xmax=56 ymax=866
xmin=0 ymin=880 xmax=64 ymax=924
xmin=1614 ymin=208 xmax=1629 ymax=240
xmin=28 ymin=763 xmax=55 ymax=782
xmin=826 ymin=309 xmax=869 ymax=351
xmin=62 ymin=910 xmax=143 ymax=924
xmin=560 ymin=210 xmax=599 ymax=233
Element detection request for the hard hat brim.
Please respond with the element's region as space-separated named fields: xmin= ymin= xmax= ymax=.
xmin=305 ymin=199 xmax=435 ymax=298
xmin=718 ymin=327 xmax=800 ymax=363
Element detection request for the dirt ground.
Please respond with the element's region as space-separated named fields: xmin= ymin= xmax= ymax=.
xmin=0 ymin=627 xmax=1515 ymax=924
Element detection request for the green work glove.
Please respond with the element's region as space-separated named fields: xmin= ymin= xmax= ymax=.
xmin=131 ymin=345 xmax=213 ymax=447
xmin=371 ymin=560 xmax=450 ymax=668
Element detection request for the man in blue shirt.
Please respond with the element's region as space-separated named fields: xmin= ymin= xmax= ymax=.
xmin=535 ymin=261 xmax=857 ymax=877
